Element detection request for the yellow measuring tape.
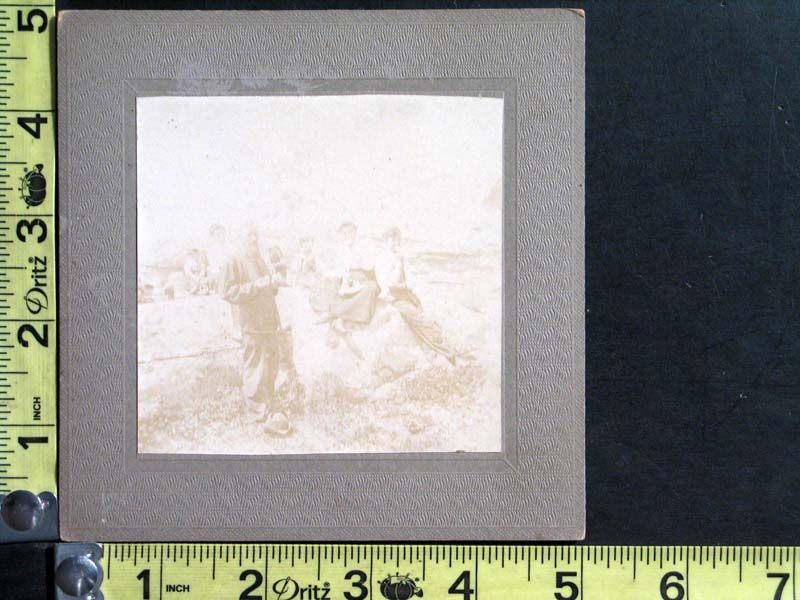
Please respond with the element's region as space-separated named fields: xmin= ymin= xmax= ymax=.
xmin=0 ymin=1 xmax=56 ymax=499
xmin=100 ymin=545 xmax=797 ymax=599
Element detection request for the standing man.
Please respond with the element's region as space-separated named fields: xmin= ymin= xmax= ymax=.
xmin=221 ymin=225 xmax=290 ymax=435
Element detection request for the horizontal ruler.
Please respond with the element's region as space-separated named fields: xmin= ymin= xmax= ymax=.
xmin=96 ymin=545 xmax=799 ymax=600
xmin=0 ymin=0 xmax=55 ymax=503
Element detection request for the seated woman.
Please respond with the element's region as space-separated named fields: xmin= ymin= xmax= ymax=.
xmin=319 ymin=222 xmax=381 ymax=334
xmin=376 ymin=227 xmax=463 ymax=366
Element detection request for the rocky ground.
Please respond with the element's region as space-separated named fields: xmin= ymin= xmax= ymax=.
xmin=137 ymin=253 xmax=502 ymax=455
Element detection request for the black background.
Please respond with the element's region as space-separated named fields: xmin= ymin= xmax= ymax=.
xmin=54 ymin=0 xmax=800 ymax=547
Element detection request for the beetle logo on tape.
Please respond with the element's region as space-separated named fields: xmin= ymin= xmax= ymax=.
xmin=379 ymin=573 xmax=424 ymax=599
xmin=19 ymin=164 xmax=47 ymax=207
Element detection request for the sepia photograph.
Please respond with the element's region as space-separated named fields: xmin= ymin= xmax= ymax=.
xmin=136 ymin=93 xmax=504 ymax=455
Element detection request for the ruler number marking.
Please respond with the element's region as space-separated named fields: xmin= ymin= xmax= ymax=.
xmin=136 ymin=569 xmax=151 ymax=600
xmin=15 ymin=8 xmax=47 ymax=33
xmin=343 ymin=569 xmax=368 ymax=600
xmin=17 ymin=435 xmax=45 ymax=448
xmin=16 ymin=113 xmax=47 ymax=138
xmin=239 ymin=569 xmax=263 ymax=600
xmin=768 ymin=573 xmax=790 ymax=600
xmin=16 ymin=218 xmax=47 ymax=243
xmin=16 ymin=322 xmax=47 ymax=347
xmin=660 ymin=572 xmax=685 ymax=600
xmin=448 ymin=570 xmax=475 ymax=600
xmin=554 ymin=571 xmax=579 ymax=600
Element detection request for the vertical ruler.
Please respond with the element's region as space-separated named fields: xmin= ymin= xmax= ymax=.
xmin=0 ymin=0 xmax=57 ymax=542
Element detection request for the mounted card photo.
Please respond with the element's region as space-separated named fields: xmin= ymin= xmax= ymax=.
xmin=58 ymin=9 xmax=585 ymax=541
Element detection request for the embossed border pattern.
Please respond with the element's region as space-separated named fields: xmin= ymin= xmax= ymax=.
xmin=58 ymin=9 xmax=585 ymax=541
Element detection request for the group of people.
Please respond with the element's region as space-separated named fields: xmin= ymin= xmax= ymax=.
xmin=197 ymin=221 xmax=463 ymax=436
xmin=317 ymin=222 xmax=463 ymax=365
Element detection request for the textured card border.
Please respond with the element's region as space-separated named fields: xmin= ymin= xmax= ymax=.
xmin=58 ymin=9 xmax=585 ymax=541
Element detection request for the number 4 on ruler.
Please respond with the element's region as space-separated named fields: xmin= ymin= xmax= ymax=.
xmin=17 ymin=114 xmax=48 ymax=139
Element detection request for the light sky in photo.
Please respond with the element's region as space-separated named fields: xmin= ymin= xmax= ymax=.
xmin=137 ymin=94 xmax=503 ymax=265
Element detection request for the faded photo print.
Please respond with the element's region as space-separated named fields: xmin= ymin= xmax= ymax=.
xmin=136 ymin=93 xmax=503 ymax=454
